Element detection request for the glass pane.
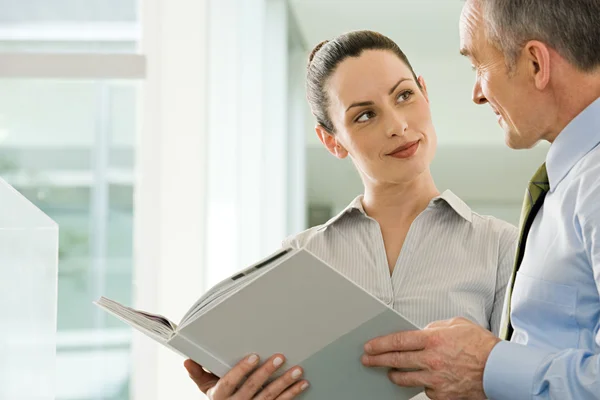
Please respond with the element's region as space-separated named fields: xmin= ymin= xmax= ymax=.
xmin=0 ymin=0 xmax=137 ymax=23
xmin=0 ymin=78 xmax=137 ymax=400
xmin=0 ymin=0 xmax=139 ymax=53
xmin=0 ymin=178 xmax=58 ymax=400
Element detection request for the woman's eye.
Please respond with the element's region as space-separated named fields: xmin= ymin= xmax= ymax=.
xmin=356 ymin=111 xmax=375 ymax=122
xmin=397 ymin=90 xmax=414 ymax=103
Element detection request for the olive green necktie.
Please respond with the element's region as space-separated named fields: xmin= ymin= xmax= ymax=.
xmin=499 ymin=163 xmax=550 ymax=340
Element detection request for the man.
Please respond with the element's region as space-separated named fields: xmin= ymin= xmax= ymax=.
xmin=361 ymin=0 xmax=600 ymax=398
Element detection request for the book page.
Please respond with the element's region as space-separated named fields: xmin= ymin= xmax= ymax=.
xmin=95 ymin=297 xmax=176 ymax=339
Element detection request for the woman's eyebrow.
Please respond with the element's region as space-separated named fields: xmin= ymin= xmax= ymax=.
xmin=346 ymin=77 xmax=412 ymax=112
xmin=346 ymin=100 xmax=374 ymax=112
xmin=388 ymin=77 xmax=411 ymax=95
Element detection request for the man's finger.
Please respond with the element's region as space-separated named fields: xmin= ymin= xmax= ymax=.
xmin=361 ymin=350 xmax=426 ymax=370
xmin=424 ymin=317 xmax=469 ymax=330
xmin=184 ymin=359 xmax=219 ymax=393
xmin=364 ymin=330 xmax=428 ymax=355
xmin=424 ymin=319 xmax=452 ymax=330
xmin=424 ymin=387 xmax=438 ymax=400
xmin=387 ymin=369 xmax=433 ymax=388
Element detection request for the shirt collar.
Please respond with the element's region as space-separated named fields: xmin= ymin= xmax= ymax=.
xmin=316 ymin=195 xmax=365 ymax=232
xmin=317 ymin=189 xmax=472 ymax=232
xmin=546 ymin=96 xmax=600 ymax=192
xmin=434 ymin=189 xmax=473 ymax=223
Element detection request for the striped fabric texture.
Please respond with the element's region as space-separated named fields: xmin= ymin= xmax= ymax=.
xmin=284 ymin=190 xmax=518 ymax=399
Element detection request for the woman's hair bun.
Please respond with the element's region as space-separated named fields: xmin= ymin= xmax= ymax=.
xmin=307 ymin=40 xmax=329 ymax=68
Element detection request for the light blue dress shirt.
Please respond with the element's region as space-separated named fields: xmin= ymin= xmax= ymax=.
xmin=483 ymin=97 xmax=600 ymax=399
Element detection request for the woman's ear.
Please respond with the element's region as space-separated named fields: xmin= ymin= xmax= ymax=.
xmin=315 ymin=125 xmax=348 ymax=159
xmin=417 ymin=76 xmax=429 ymax=103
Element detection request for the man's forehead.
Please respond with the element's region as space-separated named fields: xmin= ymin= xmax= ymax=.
xmin=458 ymin=23 xmax=473 ymax=58
xmin=459 ymin=1 xmax=483 ymax=57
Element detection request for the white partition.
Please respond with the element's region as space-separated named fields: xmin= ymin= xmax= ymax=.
xmin=0 ymin=177 xmax=58 ymax=400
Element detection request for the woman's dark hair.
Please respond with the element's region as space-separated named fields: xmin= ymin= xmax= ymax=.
xmin=306 ymin=30 xmax=421 ymax=133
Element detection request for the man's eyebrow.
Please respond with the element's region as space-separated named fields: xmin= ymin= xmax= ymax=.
xmin=460 ymin=47 xmax=471 ymax=57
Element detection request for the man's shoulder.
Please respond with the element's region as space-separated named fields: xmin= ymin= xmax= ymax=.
xmin=568 ymin=144 xmax=600 ymax=215
xmin=574 ymin=143 xmax=600 ymax=185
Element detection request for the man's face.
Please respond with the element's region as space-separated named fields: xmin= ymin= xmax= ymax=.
xmin=459 ymin=0 xmax=547 ymax=149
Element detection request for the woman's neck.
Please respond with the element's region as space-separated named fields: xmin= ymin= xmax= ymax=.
xmin=362 ymin=170 xmax=440 ymax=223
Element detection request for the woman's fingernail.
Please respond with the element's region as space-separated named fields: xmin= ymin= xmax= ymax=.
xmin=291 ymin=368 xmax=302 ymax=379
xmin=273 ymin=356 xmax=284 ymax=367
xmin=247 ymin=354 xmax=259 ymax=364
xmin=301 ymin=382 xmax=309 ymax=391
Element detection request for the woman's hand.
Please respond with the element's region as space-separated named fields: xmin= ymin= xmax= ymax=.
xmin=184 ymin=354 xmax=309 ymax=399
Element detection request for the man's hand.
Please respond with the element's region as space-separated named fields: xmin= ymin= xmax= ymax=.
xmin=184 ymin=354 xmax=309 ymax=400
xmin=361 ymin=317 xmax=501 ymax=400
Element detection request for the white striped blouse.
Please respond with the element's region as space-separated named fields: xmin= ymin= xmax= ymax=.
xmin=283 ymin=190 xmax=518 ymax=398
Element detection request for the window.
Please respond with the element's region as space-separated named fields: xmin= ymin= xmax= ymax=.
xmin=0 ymin=0 xmax=139 ymax=53
xmin=0 ymin=78 xmax=137 ymax=400
xmin=0 ymin=2 xmax=141 ymax=399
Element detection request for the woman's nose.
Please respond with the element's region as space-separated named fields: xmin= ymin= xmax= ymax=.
xmin=385 ymin=111 xmax=408 ymax=137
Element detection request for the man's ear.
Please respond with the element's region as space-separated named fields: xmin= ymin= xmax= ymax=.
xmin=523 ymin=40 xmax=551 ymax=90
xmin=417 ymin=76 xmax=429 ymax=103
xmin=315 ymin=125 xmax=348 ymax=159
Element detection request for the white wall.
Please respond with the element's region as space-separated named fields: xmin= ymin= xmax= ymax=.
xmin=306 ymin=143 xmax=549 ymax=227
xmin=286 ymin=30 xmax=308 ymax=236
xmin=302 ymin=52 xmax=550 ymax=227
xmin=292 ymin=0 xmax=551 ymax=228
xmin=204 ymin=0 xmax=292 ymax=289
xmin=133 ymin=0 xmax=208 ymax=399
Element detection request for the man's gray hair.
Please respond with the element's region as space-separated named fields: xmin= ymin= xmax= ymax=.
xmin=478 ymin=0 xmax=600 ymax=71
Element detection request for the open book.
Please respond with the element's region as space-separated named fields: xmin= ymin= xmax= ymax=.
xmin=95 ymin=247 xmax=423 ymax=399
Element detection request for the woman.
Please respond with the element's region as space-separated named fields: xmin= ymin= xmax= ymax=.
xmin=185 ymin=30 xmax=518 ymax=400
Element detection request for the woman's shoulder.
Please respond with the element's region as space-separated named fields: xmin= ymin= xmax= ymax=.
xmin=437 ymin=190 xmax=518 ymax=245
xmin=470 ymin=211 xmax=519 ymax=249
xmin=283 ymin=196 xmax=365 ymax=249
xmin=281 ymin=224 xmax=328 ymax=249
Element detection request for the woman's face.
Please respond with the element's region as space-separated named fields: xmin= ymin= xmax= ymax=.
xmin=318 ymin=50 xmax=437 ymax=186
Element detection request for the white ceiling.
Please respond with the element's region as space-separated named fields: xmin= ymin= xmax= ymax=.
xmin=290 ymin=0 xmax=465 ymax=59
xmin=289 ymin=0 xmax=516 ymax=147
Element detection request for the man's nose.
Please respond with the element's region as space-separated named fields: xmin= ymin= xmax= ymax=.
xmin=472 ymin=76 xmax=488 ymax=105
